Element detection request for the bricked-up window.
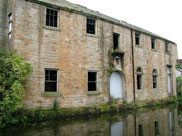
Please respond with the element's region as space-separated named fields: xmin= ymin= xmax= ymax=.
xmin=135 ymin=32 xmax=140 ymax=45
xmin=151 ymin=38 xmax=156 ymax=49
xmin=87 ymin=18 xmax=96 ymax=34
xmin=8 ymin=13 xmax=13 ymax=39
xmin=45 ymin=69 xmax=57 ymax=92
xmin=137 ymin=67 xmax=143 ymax=90
xmin=113 ymin=33 xmax=119 ymax=50
xmin=154 ymin=121 xmax=160 ymax=135
xmin=88 ymin=72 xmax=97 ymax=91
xmin=153 ymin=69 xmax=158 ymax=89
xmin=46 ymin=8 xmax=58 ymax=27
xmin=165 ymin=42 xmax=169 ymax=53
xmin=138 ymin=124 xmax=144 ymax=136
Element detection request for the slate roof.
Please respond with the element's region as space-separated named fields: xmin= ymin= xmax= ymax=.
xmin=27 ymin=0 xmax=176 ymax=44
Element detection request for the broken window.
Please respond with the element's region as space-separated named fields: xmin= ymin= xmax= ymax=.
xmin=113 ymin=33 xmax=119 ymax=50
xmin=153 ymin=69 xmax=158 ymax=89
xmin=46 ymin=8 xmax=58 ymax=27
xmin=8 ymin=13 xmax=13 ymax=39
xmin=135 ymin=32 xmax=140 ymax=45
xmin=138 ymin=124 xmax=144 ymax=136
xmin=88 ymin=72 xmax=97 ymax=91
xmin=151 ymin=38 xmax=156 ymax=49
xmin=165 ymin=42 xmax=169 ymax=53
xmin=137 ymin=67 xmax=143 ymax=90
xmin=45 ymin=69 xmax=58 ymax=92
xmin=87 ymin=18 xmax=96 ymax=34
xmin=154 ymin=121 xmax=160 ymax=136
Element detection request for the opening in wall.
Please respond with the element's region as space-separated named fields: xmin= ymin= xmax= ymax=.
xmin=88 ymin=72 xmax=97 ymax=91
xmin=113 ymin=33 xmax=119 ymax=50
xmin=45 ymin=69 xmax=58 ymax=92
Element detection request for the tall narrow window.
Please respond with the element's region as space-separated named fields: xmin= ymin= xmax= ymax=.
xmin=45 ymin=69 xmax=58 ymax=92
xmin=86 ymin=18 xmax=96 ymax=34
xmin=137 ymin=67 xmax=143 ymax=90
xmin=88 ymin=72 xmax=97 ymax=91
xmin=154 ymin=121 xmax=160 ymax=135
xmin=151 ymin=38 xmax=156 ymax=49
xmin=167 ymin=66 xmax=172 ymax=93
xmin=113 ymin=33 xmax=119 ymax=50
xmin=8 ymin=13 xmax=13 ymax=39
xmin=46 ymin=8 xmax=58 ymax=27
xmin=165 ymin=42 xmax=169 ymax=53
xmin=135 ymin=32 xmax=140 ymax=46
xmin=153 ymin=69 xmax=158 ymax=89
xmin=138 ymin=124 xmax=144 ymax=136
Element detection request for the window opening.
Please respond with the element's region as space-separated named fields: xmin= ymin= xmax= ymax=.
xmin=87 ymin=18 xmax=96 ymax=34
xmin=46 ymin=8 xmax=58 ymax=27
xmin=45 ymin=69 xmax=57 ymax=92
xmin=8 ymin=13 xmax=13 ymax=39
xmin=137 ymin=67 xmax=143 ymax=90
xmin=153 ymin=69 xmax=158 ymax=89
xmin=138 ymin=124 xmax=144 ymax=136
xmin=151 ymin=38 xmax=156 ymax=49
xmin=167 ymin=67 xmax=172 ymax=93
xmin=154 ymin=121 xmax=160 ymax=135
xmin=135 ymin=33 xmax=140 ymax=45
xmin=88 ymin=72 xmax=97 ymax=91
xmin=113 ymin=33 xmax=119 ymax=50
xmin=165 ymin=42 xmax=169 ymax=53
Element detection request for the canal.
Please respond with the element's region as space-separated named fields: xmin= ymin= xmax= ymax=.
xmin=1 ymin=104 xmax=182 ymax=136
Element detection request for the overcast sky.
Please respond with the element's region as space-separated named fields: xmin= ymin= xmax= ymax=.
xmin=68 ymin=0 xmax=182 ymax=59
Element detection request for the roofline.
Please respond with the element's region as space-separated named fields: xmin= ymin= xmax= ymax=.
xmin=26 ymin=0 xmax=176 ymax=45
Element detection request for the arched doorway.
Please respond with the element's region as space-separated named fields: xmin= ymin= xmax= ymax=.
xmin=110 ymin=72 xmax=123 ymax=99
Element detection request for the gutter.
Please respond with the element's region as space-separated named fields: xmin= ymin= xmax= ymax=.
xmin=131 ymin=30 xmax=136 ymax=102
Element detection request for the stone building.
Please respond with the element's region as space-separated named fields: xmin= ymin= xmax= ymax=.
xmin=0 ymin=0 xmax=178 ymax=109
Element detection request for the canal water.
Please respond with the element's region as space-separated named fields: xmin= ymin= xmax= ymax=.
xmin=1 ymin=104 xmax=182 ymax=136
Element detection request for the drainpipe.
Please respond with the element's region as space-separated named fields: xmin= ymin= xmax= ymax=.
xmin=131 ymin=29 xmax=136 ymax=102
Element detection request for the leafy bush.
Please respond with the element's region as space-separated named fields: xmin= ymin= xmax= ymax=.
xmin=177 ymin=77 xmax=182 ymax=96
xmin=0 ymin=50 xmax=32 ymax=127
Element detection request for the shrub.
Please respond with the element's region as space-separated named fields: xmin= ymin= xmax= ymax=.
xmin=177 ymin=77 xmax=182 ymax=96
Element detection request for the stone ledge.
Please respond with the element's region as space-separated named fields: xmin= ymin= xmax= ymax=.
xmin=87 ymin=91 xmax=101 ymax=96
xmin=42 ymin=92 xmax=61 ymax=97
xmin=43 ymin=26 xmax=61 ymax=31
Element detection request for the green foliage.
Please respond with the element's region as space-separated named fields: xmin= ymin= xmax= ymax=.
xmin=53 ymin=99 xmax=59 ymax=112
xmin=176 ymin=63 xmax=182 ymax=69
xmin=177 ymin=77 xmax=182 ymax=96
xmin=0 ymin=50 xmax=33 ymax=127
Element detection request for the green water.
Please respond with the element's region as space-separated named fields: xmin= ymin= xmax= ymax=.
xmin=1 ymin=104 xmax=182 ymax=136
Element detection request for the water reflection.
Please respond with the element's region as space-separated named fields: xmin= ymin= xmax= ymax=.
xmin=1 ymin=105 xmax=182 ymax=136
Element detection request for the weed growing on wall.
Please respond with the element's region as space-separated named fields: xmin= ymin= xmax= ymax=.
xmin=0 ymin=50 xmax=32 ymax=127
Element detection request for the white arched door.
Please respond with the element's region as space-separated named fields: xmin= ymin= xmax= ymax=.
xmin=110 ymin=72 xmax=123 ymax=99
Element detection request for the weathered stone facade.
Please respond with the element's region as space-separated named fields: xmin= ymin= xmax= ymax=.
xmin=0 ymin=0 xmax=178 ymax=109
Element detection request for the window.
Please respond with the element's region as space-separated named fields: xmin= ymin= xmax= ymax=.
xmin=154 ymin=121 xmax=160 ymax=136
xmin=153 ymin=69 xmax=158 ymax=89
xmin=165 ymin=42 xmax=169 ymax=53
xmin=46 ymin=8 xmax=58 ymax=27
xmin=86 ymin=18 xmax=96 ymax=34
xmin=137 ymin=67 xmax=143 ymax=90
xmin=45 ymin=69 xmax=58 ymax=92
xmin=135 ymin=32 xmax=140 ymax=45
xmin=8 ymin=13 xmax=13 ymax=39
xmin=167 ymin=66 xmax=172 ymax=93
xmin=138 ymin=124 xmax=144 ymax=136
xmin=113 ymin=33 xmax=119 ymax=50
xmin=151 ymin=38 xmax=156 ymax=49
xmin=88 ymin=72 xmax=97 ymax=91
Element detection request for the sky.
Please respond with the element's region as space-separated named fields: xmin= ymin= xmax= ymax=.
xmin=68 ymin=0 xmax=182 ymax=59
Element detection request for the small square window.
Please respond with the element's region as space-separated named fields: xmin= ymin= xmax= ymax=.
xmin=45 ymin=69 xmax=58 ymax=92
xmin=151 ymin=38 xmax=156 ymax=49
xmin=88 ymin=72 xmax=97 ymax=91
xmin=46 ymin=8 xmax=58 ymax=27
xmin=86 ymin=18 xmax=96 ymax=34
xmin=135 ymin=33 xmax=140 ymax=46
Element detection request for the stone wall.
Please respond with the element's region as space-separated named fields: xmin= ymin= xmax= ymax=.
xmin=5 ymin=0 xmax=178 ymax=109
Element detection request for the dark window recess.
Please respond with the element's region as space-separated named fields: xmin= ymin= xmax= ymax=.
xmin=135 ymin=33 xmax=140 ymax=45
xmin=88 ymin=72 xmax=97 ymax=91
xmin=45 ymin=69 xmax=57 ymax=92
xmin=153 ymin=69 xmax=158 ymax=89
xmin=113 ymin=33 xmax=119 ymax=50
xmin=154 ymin=121 xmax=160 ymax=136
xmin=137 ymin=75 xmax=142 ymax=89
xmin=46 ymin=8 xmax=58 ymax=27
xmin=152 ymin=38 xmax=156 ymax=49
xmin=87 ymin=18 xmax=96 ymax=34
xmin=165 ymin=42 xmax=169 ymax=52
xmin=139 ymin=124 xmax=144 ymax=136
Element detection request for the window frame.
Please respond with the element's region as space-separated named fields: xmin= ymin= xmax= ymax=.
xmin=45 ymin=7 xmax=59 ymax=28
xmin=152 ymin=69 xmax=158 ymax=89
xmin=44 ymin=68 xmax=59 ymax=92
xmin=87 ymin=71 xmax=98 ymax=91
xmin=165 ymin=42 xmax=169 ymax=53
xmin=151 ymin=38 xmax=156 ymax=50
xmin=135 ymin=32 xmax=141 ymax=46
xmin=86 ymin=17 xmax=96 ymax=35
xmin=113 ymin=33 xmax=120 ymax=50
xmin=136 ymin=67 xmax=143 ymax=90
